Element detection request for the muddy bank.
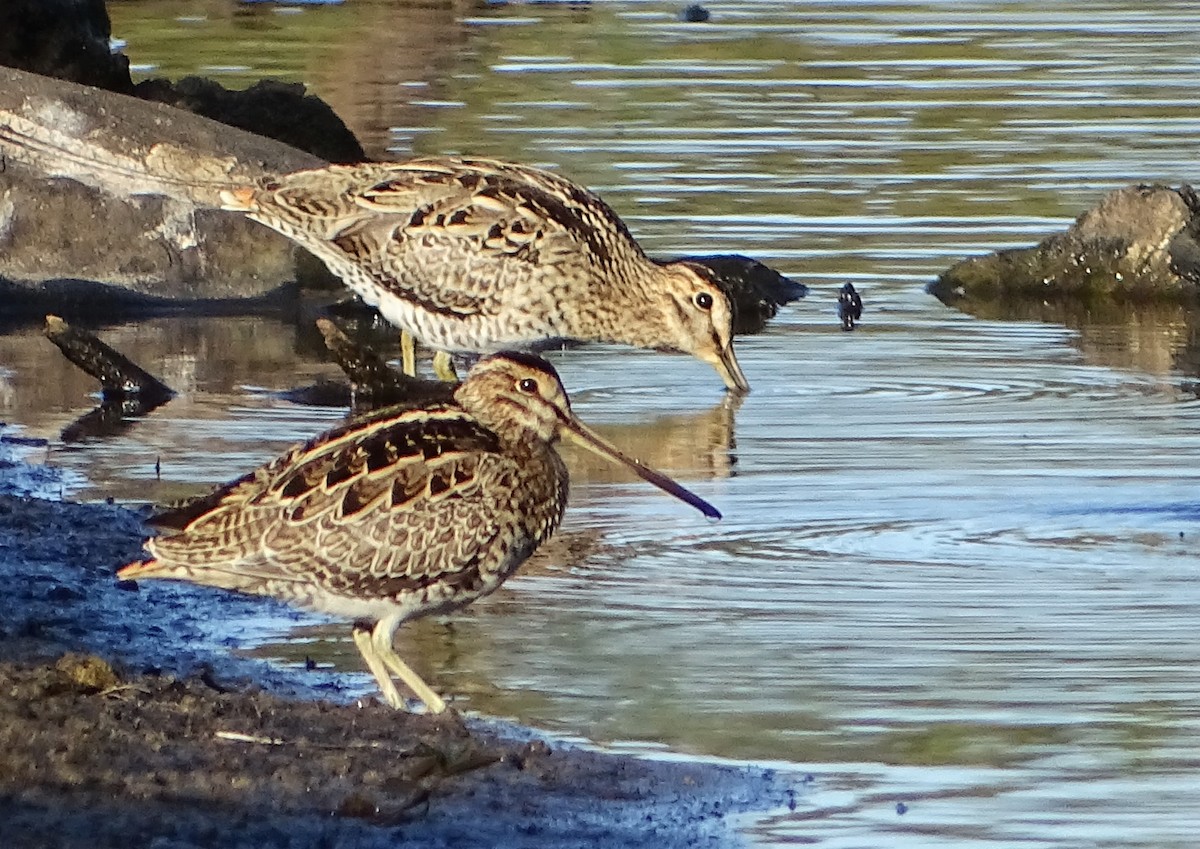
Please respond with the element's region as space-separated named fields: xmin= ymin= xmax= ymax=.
xmin=0 ymin=454 xmax=797 ymax=848
xmin=0 ymin=655 xmax=790 ymax=849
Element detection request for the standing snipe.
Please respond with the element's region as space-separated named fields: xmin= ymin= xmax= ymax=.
xmin=218 ymin=156 xmax=750 ymax=392
xmin=117 ymin=352 xmax=719 ymax=713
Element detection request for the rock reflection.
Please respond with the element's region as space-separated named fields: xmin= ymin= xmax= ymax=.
xmin=0 ymin=310 xmax=739 ymax=514
xmin=106 ymin=0 xmax=473 ymax=160
xmin=280 ymin=0 xmax=472 ymax=158
xmin=0 ymin=313 xmax=338 ymax=451
xmin=931 ymin=294 xmax=1200 ymax=379
xmin=58 ymin=397 xmax=166 ymax=443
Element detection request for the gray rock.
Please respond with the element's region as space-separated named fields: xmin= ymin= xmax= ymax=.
xmin=0 ymin=0 xmax=361 ymax=164
xmin=0 ymin=66 xmax=340 ymax=315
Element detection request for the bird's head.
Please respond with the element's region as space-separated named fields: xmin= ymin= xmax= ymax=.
xmin=456 ymin=352 xmax=721 ymax=518
xmin=651 ymin=261 xmax=750 ymax=393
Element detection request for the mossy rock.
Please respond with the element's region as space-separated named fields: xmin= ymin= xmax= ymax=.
xmin=930 ymin=184 xmax=1200 ymax=307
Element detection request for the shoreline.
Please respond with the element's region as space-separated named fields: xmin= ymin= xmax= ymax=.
xmin=0 ymin=445 xmax=799 ymax=848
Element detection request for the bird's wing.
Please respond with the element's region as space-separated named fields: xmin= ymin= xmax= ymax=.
xmin=142 ymin=403 xmax=516 ymax=596
xmin=228 ymin=159 xmax=642 ymax=321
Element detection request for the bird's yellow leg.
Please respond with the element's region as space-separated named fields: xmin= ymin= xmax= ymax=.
xmin=352 ymin=624 xmax=406 ymax=710
xmin=400 ymin=330 xmax=417 ymax=377
xmin=373 ymin=622 xmax=448 ymax=714
xmin=432 ymin=350 xmax=459 ymax=383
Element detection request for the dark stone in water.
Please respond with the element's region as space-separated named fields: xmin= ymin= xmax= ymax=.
xmin=838 ymin=282 xmax=863 ymax=331
xmin=134 ymin=76 xmax=365 ymax=165
xmin=681 ymin=4 xmax=711 ymax=22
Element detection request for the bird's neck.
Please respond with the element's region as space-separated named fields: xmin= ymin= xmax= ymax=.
xmin=599 ymin=259 xmax=677 ymax=351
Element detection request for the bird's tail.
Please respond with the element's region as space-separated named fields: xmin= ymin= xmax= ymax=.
xmin=0 ymin=109 xmax=255 ymax=206
xmin=116 ymin=551 xmax=295 ymax=596
xmin=217 ymin=185 xmax=261 ymax=212
xmin=115 ymin=558 xmax=168 ymax=581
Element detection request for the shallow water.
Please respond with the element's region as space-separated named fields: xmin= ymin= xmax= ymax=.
xmin=6 ymin=1 xmax=1200 ymax=845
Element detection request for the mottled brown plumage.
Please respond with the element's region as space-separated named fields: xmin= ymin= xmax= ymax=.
xmin=118 ymin=353 xmax=719 ymax=713
xmin=0 ymin=115 xmax=747 ymax=388
xmin=219 ymin=156 xmax=749 ymax=391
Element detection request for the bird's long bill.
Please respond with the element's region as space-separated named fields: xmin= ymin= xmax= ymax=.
xmin=712 ymin=343 xmax=751 ymax=394
xmin=558 ymin=415 xmax=722 ymax=520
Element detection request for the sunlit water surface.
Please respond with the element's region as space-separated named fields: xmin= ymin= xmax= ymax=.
xmin=5 ymin=2 xmax=1200 ymax=845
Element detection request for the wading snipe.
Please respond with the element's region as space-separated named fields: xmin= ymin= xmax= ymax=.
xmin=117 ymin=353 xmax=719 ymax=713
xmin=218 ymin=157 xmax=750 ymax=391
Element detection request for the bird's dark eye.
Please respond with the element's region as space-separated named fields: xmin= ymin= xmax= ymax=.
xmin=518 ymin=378 xmax=539 ymax=394
xmin=694 ymin=292 xmax=714 ymax=310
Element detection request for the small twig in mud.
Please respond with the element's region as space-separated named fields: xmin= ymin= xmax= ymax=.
xmin=210 ymin=727 xmax=500 ymax=824
xmin=213 ymin=728 xmax=414 ymax=753
xmin=98 ymin=683 xmax=150 ymax=699
xmin=43 ymin=315 xmax=175 ymax=401
xmin=215 ymin=730 xmax=287 ymax=746
xmin=210 ymin=728 xmax=499 ymax=779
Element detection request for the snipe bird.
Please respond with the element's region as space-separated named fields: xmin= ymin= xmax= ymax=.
xmin=0 ymin=111 xmax=748 ymax=388
xmin=218 ymin=157 xmax=750 ymax=391
xmin=117 ymin=353 xmax=720 ymax=713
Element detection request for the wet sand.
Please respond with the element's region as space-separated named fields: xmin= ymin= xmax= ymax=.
xmin=0 ymin=459 xmax=796 ymax=848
